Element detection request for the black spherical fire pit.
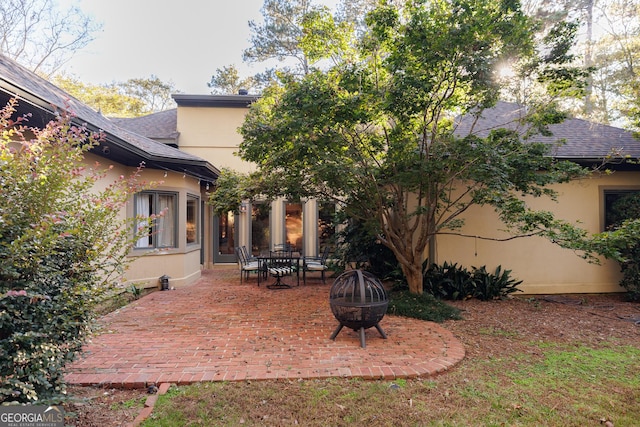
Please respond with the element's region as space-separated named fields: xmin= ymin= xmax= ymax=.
xmin=329 ymin=270 xmax=388 ymax=348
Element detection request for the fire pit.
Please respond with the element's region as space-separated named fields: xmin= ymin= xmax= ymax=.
xmin=329 ymin=270 xmax=388 ymax=348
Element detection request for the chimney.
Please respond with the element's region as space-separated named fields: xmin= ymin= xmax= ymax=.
xmin=238 ymin=88 xmax=249 ymax=95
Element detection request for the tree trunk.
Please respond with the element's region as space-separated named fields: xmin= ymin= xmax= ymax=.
xmin=402 ymin=261 xmax=424 ymax=295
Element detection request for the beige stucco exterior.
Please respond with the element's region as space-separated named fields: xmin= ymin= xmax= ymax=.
xmin=177 ymin=106 xmax=256 ymax=173
xmin=436 ymin=172 xmax=636 ymax=294
xmin=174 ymin=99 xmax=323 ymax=259
xmin=88 ymin=155 xmax=206 ymax=290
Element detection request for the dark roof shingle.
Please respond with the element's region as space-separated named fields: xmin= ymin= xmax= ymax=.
xmin=111 ymin=109 xmax=178 ymax=140
xmin=454 ymin=101 xmax=640 ymax=159
xmin=0 ymin=55 xmax=217 ymax=180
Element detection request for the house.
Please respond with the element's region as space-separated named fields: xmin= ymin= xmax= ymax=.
xmin=120 ymin=95 xmax=640 ymax=295
xmin=3 ymin=51 xmax=639 ymax=294
xmin=0 ymin=55 xmax=218 ymax=289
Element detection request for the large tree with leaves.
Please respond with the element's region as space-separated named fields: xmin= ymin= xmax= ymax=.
xmin=208 ymin=65 xmax=256 ymax=94
xmin=237 ymin=0 xmax=594 ymax=295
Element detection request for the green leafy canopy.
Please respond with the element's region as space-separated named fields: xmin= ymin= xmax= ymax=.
xmin=236 ymin=0 xmax=596 ymax=294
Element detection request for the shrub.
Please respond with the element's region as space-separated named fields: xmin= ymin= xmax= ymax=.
xmin=422 ymin=262 xmax=522 ymax=301
xmin=387 ymin=291 xmax=461 ymax=322
xmin=0 ymin=100 xmax=150 ymax=404
xmin=332 ymin=218 xmax=401 ymax=281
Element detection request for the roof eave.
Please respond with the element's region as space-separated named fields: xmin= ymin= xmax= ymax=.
xmin=172 ymin=94 xmax=259 ymax=108
xmin=0 ymin=80 xmax=218 ymax=183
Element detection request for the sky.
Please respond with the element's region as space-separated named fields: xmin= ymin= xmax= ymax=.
xmin=63 ymin=0 xmax=337 ymax=95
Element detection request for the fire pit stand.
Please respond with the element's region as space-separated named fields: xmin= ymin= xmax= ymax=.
xmin=329 ymin=270 xmax=388 ymax=348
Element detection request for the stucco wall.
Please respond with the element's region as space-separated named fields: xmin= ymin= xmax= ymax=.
xmin=176 ymin=106 xmax=256 ymax=173
xmin=435 ymin=171 xmax=636 ymax=294
xmin=89 ymin=156 xmax=204 ymax=290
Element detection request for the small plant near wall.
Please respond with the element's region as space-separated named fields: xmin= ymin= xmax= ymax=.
xmin=127 ymin=284 xmax=142 ymax=300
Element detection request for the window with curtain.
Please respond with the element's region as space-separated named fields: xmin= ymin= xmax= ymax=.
xmin=186 ymin=195 xmax=199 ymax=245
xmin=134 ymin=191 xmax=177 ymax=249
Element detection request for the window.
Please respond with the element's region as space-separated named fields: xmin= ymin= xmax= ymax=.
xmin=286 ymin=202 xmax=303 ymax=251
xmin=603 ymin=189 xmax=640 ymax=230
xmin=186 ymin=195 xmax=199 ymax=245
xmin=319 ymin=202 xmax=336 ymax=250
xmin=135 ymin=191 xmax=177 ymax=248
xmin=217 ymin=211 xmax=236 ymax=255
xmin=251 ymin=202 xmax=270 ymax=254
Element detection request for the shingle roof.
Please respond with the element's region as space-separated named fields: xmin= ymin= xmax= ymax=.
xmin=111 ymin=109 xmax=179 ymax=141
xmin=0 ymin=55 xmax=218 ymax=181
xmin=454 ymin=101 xmax=640 ymax=160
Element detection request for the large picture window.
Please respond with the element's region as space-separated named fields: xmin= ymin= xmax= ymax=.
xmin=135 ymin=191 xmax=177 ymax=248
xmin=186 ymin=195 xmax=199 ymax=245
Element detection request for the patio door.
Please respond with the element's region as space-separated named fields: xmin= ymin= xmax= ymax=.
xmin=213 ymin=211 xmax=238 ymax=263
xmin=251 ymin=202 xmax=270 ymax=255
xmin=286 ymin=202 xmax=303 ymax=252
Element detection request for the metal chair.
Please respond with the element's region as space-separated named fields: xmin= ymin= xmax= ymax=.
xmin=302 ymin=246 xmax=331 ymax=284
xmin=265 ymin=250 xmax=299 ymax=289
xmin=241 ymin=245 xmax=258 ymax=263
xmin=235 ymin=247 xmax=261 ymax=283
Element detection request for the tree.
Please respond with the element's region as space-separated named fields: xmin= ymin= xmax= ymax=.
xmin=0 ymin=99 xmax=153 ymax=403
xmin=53 ymin=74 xmax=177 ymax=117
xmin=592 ymin=0 xmax=640 ymax=129
xmin=208 ymin=65 xmax=256 ymax=94
xmin=53 ymin=74 xmax=147 ymax=117
xmin=243 ymin=0 xmax=323 ymax=76
xmin=237 ymin=0 xmax=594 ymax=295
xmin=0 ymin=0 xmax=99 ymax=77
xmin=120 ymin=75 xmax=178 ymax=112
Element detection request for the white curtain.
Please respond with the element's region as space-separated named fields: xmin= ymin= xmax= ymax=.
xmin=157 ymin=194 xmax=175 ymax=247
xmin=135 ymin=194 xmax=151 ymax=248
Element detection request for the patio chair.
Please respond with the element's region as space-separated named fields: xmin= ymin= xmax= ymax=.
xmin=265 ymin=250 xmax=299 ymax=289
xmin=273 ymin=243 xmax=293 ymax=254
xmin=235 ymin=247 xmax=261 ymax=284
xmin=302 ymin=246 xmax=331 ymax=284
xmin=241 ymin=245 xmax=258 ymax=263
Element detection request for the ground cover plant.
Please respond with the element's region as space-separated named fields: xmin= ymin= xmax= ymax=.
xmin=68 ymin=293 xmax=640 ymax=426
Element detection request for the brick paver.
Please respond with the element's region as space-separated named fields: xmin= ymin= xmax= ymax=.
xmin=66 ymin=267 xmax=465 ymax=388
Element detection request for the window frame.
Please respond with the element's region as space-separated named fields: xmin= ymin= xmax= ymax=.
xmin=602 ymin=187 xmax=640 ymax=231
xmin=134 ymin=191 xmax=179 ymax=249
xmin=186 ymin=193 xmax=200 ymax=246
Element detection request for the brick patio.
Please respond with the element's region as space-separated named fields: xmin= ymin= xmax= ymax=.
xmin=66 ymin=267 xmax=465 ymax=389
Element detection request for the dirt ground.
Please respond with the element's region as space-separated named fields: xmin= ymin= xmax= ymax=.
xmin=64 ymin=293 xmax=640 ymax=426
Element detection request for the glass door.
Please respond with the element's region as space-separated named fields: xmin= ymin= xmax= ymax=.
xmin=213 ymin=211 xmax=238 ymax=263
xmin=285 ymin=202 xmax=303 ymax=253
xmin=251 ymin=202 xmax=270 ymax=256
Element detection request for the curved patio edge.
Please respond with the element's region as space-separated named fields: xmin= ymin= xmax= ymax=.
xmin=66 ymin=268 xmax=466 ymax=389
